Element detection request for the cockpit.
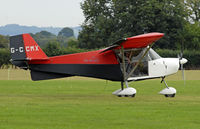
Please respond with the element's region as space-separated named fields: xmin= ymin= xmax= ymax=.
xmin=115 ymin=48 xmax=161 ymax=77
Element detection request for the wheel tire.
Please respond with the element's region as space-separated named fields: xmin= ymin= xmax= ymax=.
xmin=125 ymin=95 xmax=128 ymax=97
xmin=171 ymin=94 xmax=176 ymax=97
xmin=118 ymin=95 xmax=122 ymax=97
xmin=165 ymin=94 xmax=169 ymax=97
xmin=131 ymin=94 xmax=135 ymax=97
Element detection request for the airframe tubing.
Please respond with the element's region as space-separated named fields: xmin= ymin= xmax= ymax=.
xmin=121 ymin=46 xmax=126 ymax=82
xmin=125 ymin=43 xmax=154 ymax=80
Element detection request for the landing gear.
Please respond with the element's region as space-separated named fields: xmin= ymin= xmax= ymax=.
xmin=112 ymin=45 xmax=150 ymax=98
xmin=112 ymin=81 xmax=137 ymax=97
xmin=159 ymin=77 xmax=176 ymax=97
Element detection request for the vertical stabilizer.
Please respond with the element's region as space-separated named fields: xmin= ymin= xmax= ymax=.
xmin=22 ymin=34 xmax=48 ymax=60
xmin=9 ymin=34 xmax=48 ymax=69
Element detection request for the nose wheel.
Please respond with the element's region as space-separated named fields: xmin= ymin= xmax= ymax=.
xmin=165 ymin=94 xmax=175 ymax=97
xmin=159 ymin=77 xmax=176 ymax=97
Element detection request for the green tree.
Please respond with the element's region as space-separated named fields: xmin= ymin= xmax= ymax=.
xmin=78 ymin=0 xmax=187 ymax=49
xmin=58 ymin=27 xmax=74 ymax=38
xmin=181 ymin=22 xmax=200 ymax=50
xmin=43 ymin=40 xmax=63 ymax=56
xmin=0 ymin=35 xmax=9 ymax=48
xmin=184 ymin=0 xmax=200 ymax=23
xmin=57 ymin=27 xmax=75 ymax=47
xmin=177 ymin=0 xmax=200 ymax=51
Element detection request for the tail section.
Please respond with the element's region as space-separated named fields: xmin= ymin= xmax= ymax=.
xmin=9 ymin=34 xmax=71 ymax=81
xmin=10 ymin=34 xmax=48 ymax=69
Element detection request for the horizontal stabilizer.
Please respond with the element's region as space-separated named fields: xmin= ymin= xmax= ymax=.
xmin=11 ymin=58 xmax=49 ymax=61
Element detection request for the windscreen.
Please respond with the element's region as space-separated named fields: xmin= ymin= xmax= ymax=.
xmin=148 ymin=48 xmax=161 ymax=60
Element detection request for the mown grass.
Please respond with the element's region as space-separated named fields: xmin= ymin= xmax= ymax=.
xmin=0 ymin=70 xmax=200 ymax=129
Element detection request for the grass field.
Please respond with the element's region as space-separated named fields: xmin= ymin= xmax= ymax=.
xmin=0 ymin=69 xmax=200 ymax=129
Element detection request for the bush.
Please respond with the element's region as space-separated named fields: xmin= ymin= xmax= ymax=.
xmin=0 ymin=48 xmax=10 ymax=68
xmin=61 ymin=47 xmax=88 ymax=55
xmin=43 ymin=40 xmax=88 ymax=57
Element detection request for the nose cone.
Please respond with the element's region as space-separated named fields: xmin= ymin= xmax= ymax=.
xmin=180 ymin=58 xmax=188 ymax=65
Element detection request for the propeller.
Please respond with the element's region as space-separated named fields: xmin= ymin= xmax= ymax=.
xmin=178 ymin=42 xmax=188 ymax=85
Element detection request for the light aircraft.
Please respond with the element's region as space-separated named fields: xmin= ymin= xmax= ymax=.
xmin=9 ymin=32 xmax=187 ymax=97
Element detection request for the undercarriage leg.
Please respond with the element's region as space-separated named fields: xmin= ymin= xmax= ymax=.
xmin=161 ymin=77 xmax=169 ymax=89
xmin=125 ymin=81 xmax=129 ymax=88
xmin=160 ymin=77 xmax=176 ymax=97
xmin=121 ymin=82 xmax=124 ymax=90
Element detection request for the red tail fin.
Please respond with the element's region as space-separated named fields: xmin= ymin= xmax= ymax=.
xmin=22 ymin=34 xmax=48 ymax=60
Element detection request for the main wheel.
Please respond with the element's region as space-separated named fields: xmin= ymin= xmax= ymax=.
xmin=164 ymin=94 xmax=175 ymax=97
xmin=165 ymin=94 xmax=169 ymax=97
xmin=170 ymin=94 xmax=175 ymax=97
xmin=131 ymin=94 xmax=135 ymax=97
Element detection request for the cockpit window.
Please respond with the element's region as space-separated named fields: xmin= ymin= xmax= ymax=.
xmin=115 ymin=48 xmax=148 ymax=77
xmin=148 ymin=48 xmax=161 ymax=60
xmin=115 ymin=47 xmax=161 ymax=78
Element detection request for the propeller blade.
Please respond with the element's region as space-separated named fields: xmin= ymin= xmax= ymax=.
xmin=180 ymin=53 xmax=183 ymax=59
xmin=179 ymin=40 xmax=186 ymax=85
xmin=177 ymin=54 xmax=180 ymax=59
xmin=180 ymin=58 xmax=187 ymax=85
xmin=181 ymin=64 xmax=186 ymax=85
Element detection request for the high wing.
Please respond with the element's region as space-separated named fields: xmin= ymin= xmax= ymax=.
xmin=100 ymin=32 xmax=164 ymax=53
